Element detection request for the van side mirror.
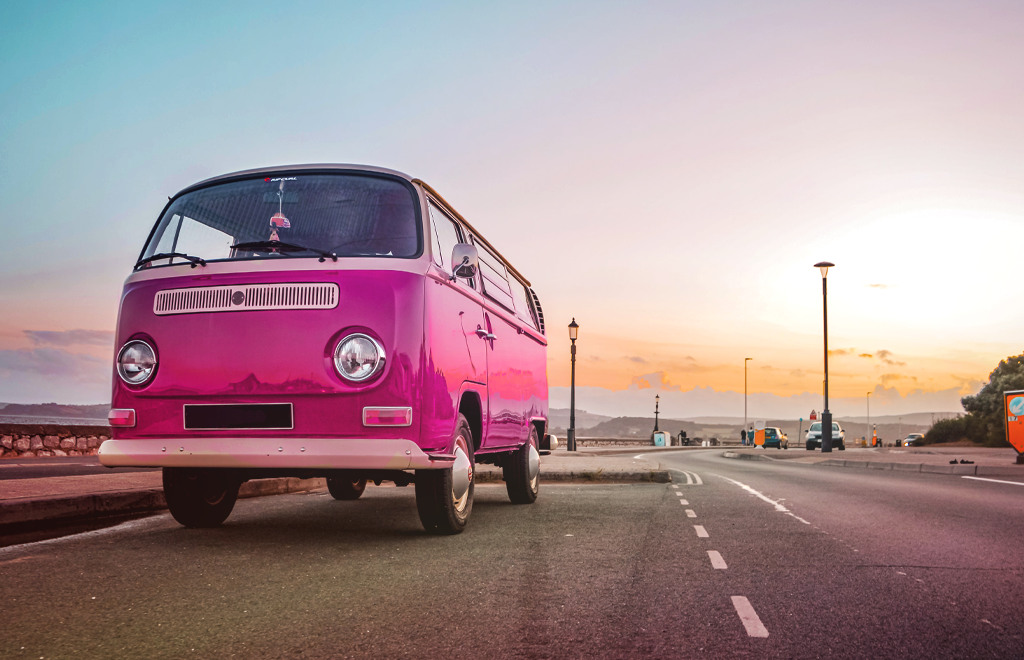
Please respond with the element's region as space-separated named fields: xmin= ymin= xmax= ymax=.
xmin=450 ymin=243 xmax=479 ymax=281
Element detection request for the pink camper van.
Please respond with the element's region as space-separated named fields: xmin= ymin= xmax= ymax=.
xmin=100 ymin=164 xmax=551 ymax=534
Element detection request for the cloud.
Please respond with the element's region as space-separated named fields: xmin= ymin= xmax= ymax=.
xmin=627 ymin=356 xmax=647 ymax=364
xmin=629 ymin=371 xmax=680 ymax=392
xmin=828 ymin=348 xmax=853 ymax=356
xmin=858 ymin=353 xmax=873 ymax=358
xmin=875 ymin=350 xmax=906 ymax=366
xmin=790 ymin=369 xmax=806 ymax=377
xmin=880 ymin=373 xmax=918 ymax=386
xmin=684 ymin=356 xmax=696 ymax=362
xmin=867 ymin=284 xmax=895 ymax=289
xmin=0 ymin=348 xmax=108 ymax=381
xmin=24 ymin=329 xmax=114 ymax=347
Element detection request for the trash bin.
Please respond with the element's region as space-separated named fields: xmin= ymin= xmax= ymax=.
xmin=652 ymin=431 xmax=669 ymax=447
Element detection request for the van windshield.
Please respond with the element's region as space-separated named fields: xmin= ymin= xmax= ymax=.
xmin=138 ymin=174 xmax=419 ymax=268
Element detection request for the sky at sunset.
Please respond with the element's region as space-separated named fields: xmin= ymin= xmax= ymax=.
xmin=2 ymin=1 xmax=1023 ymax=419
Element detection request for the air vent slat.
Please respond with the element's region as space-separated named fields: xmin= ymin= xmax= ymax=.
xmin=153 ymin=283 xmax=339 ymax=316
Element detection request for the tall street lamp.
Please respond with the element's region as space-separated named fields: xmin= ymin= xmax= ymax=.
xmin=815 ymin=262 xmax=835 ymax=452
xmin=744 ymin=357 xmax=753 ymax=442
xmin=654 ymin=394 xmax=660 ymax=432
xmin=567 ymin=318 xmax=579 ymax=452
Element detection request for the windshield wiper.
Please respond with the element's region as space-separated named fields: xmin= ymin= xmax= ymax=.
xmin=134 ymin=252 xmax=207 ymax=270
xmin=231 ymin=240 xmax=338 ymax=262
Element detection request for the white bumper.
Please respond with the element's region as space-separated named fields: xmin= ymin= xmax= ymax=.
xmin=98 ymin=437 xmax=453 ymax=470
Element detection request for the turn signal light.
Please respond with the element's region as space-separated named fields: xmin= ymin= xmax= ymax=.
xmin=108 ymin=409 xmax=137 ymax=427
xmin=362 ymin=407 xmax=412 ymax=427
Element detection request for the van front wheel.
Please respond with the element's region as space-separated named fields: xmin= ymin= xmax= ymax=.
xmin=505 ymin=426 xmax=540 ymax=504
xmin=163 ymin=468 xmax=240 ymax=528
xmin=415 ymin=414 xmax=474 ymax=535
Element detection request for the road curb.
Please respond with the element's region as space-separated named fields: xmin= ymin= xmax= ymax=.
xmin=723 ymin=452 xmax=1024 ymax=477
xmin=0 ymin=477 xmax=327 ymax=528
xmin=722 ymin=451 xmax=778 ymax=463
xmin=816 ymin=459 xmax=1023 ymax=477
xmin=476 ymin=470 xmax=672 ymax=484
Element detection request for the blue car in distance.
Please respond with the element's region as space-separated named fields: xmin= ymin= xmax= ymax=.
xmin=763 ymin=427 xmax=788 ymax=449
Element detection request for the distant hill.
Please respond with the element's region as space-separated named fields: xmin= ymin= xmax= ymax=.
xmin=0 ymin=403 xmax=109 ymax=419
xmin=548 ymin=408 xmax=613 ymax=431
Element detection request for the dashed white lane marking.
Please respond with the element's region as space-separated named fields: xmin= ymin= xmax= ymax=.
xmin=962 ymin=476 xmax=1024 ymax=487
xmin=694 ymin=525 xmax=709 ymax=538
xmin=731 ymin=596 xmax=769 ymax=637
xmin=685 ymin=509 xmax=697 ymax=518
xmin=679 ymin=499 xmax=689 ymax=505
xmin=708 ymin=551 xmax=728 ymax=569
xmin=672 ymin=485 xmax=679 ymax=490
xmin=676 ymin=491 xmax=685 ymax=496
xmin=712 ymin=474 xmax=811 ymax=524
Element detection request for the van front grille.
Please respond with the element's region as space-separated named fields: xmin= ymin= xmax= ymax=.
xmin=153 ymin=283 xmax=338 ymax=315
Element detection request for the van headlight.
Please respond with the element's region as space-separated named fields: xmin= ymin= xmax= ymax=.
xmin=117 ymin=340 xmax=157 ymax=385
xmin=334 ymin=334 xmax=385 ymax=382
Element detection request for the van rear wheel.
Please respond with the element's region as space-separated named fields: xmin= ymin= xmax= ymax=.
xmin=505 ymin=426 xmax=540 ymax=504
xmin=327 ymin=476 xmax=367 ymax=500
xmin=415 ymin=414 xmax=474 ymax=535
xmin=163 ymin=468 xmax=240 ymax=528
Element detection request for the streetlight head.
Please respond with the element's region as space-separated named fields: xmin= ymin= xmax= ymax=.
xmin=814 ymin=261 xmax=835 ymax=278
xmin=655 ymin=394 xmax=660 ymax=401
xmin=568 ymin=318 xmax=579 ymax=341
xmin=745 ymin=357 xmax=753 ymax=362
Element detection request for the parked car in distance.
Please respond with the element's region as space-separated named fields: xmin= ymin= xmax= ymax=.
xmin=806 ymin=421 xmax=845 ymax=450
xmin=904 ymin=433 xmax=925 ymax=447
xmin=764 ymin=427 xmax=788 ymax=449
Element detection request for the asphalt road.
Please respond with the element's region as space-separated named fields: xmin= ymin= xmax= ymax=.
xmin=1 ymin=449 xmax=1021 ymax=658
xmin=0 ymin=455 xmax=156 ymax=479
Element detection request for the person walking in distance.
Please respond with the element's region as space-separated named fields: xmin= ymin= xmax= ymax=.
xmin=741 ymin=429 xmax=747 ymax=446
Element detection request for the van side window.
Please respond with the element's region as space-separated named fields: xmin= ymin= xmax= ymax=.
xmin=428 ymin=202 xmax=463 ymax=272
xmin=473 ymin=239 xmax=516 ymax=311
xmin=509 ymin=279 xmax=538 ymax=330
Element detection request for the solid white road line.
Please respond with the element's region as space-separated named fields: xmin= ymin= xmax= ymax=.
xmin=694 ymin=525 xmax=709 ymax=538
xmin=713 ymin=474 xmax=811 ymax=524
xmin=962 ymin=476 xmax=1024 ymax=487
xmin=683 ymin=472 xmax=693 ymax=485
xmin=708 ymin=551 xmax=728 ymax=569
xmin=731 ymin=596 xmax=769 ymax=637
xmin=685 ymin=509 xmax=697 ymax=518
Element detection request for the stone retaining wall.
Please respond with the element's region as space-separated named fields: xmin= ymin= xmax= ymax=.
xmin=0 ymin=424 xmax=110 ymax=459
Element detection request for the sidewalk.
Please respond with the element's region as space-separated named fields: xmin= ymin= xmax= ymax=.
xmin=724 ymin=445 xmax=1024 ymax=476
xmin=1 ymin=451 xmax=669 ymax=530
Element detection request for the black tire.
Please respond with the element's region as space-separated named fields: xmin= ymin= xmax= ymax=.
xmin=415 ymin=414 xmax=474 ymax=535
xmin=806 ymin=440 xmax=814 ymax=451
xmin=163 ymin=468 xmax=240 ymax=528
xmin=327 ymin=476 xmax=367 ymax=500
xmin=505 ymin=425 xmax=540 ymax=504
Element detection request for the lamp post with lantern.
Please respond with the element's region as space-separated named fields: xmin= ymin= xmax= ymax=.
xmin=815 ymin=262 xmax=835 ymax=452
xmin=567 ymin=319 xmax=579 ymax=452
xmin=654 ymin=394 xmax=660 ymax=432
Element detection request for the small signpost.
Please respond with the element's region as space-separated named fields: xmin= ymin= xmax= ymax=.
xmin=1003 ymin=390 xmax=1024 ymax=464
xmin=810 ymin=410 xmax=818 ymax=421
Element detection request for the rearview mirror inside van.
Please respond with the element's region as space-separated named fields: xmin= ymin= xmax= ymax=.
xmin=451 ymin=243 xmax=479 ymax=280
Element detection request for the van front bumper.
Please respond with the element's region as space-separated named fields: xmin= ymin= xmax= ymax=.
xmin=98 ymin=438 xmax=453 ymax=470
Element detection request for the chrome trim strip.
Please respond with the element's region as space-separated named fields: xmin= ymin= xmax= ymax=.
xmin=153 ymin=283 xmax=339 ymax=315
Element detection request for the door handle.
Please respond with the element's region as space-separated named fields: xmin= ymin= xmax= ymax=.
xmin=475 ymin=328 xmax=497 ymax=340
